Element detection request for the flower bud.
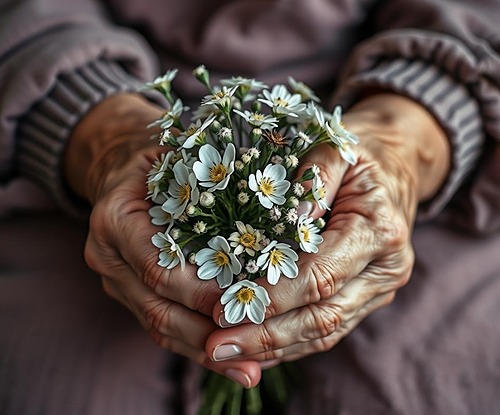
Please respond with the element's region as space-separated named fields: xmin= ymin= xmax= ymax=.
xmin=199 ymin=191 xmax=215 ymax=208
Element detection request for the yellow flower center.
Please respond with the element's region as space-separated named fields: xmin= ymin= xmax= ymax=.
xmin=240 ymin=232 xmax=256 ymax=248
xmin=235 ymin=287 xmax=255 ymax=304
xmin=274 ymin=97 xmax=288 ymax=107
xmin=259 ymin=178 xmax=274 ymax=196
xmin=179 ymin=183 xmax=191 ymax=202
xmin=269 ymin=248 xmax=284 ymax=266
xmin=318 ymin=186 xmax=326 ymax=199
xmin=214 ymin=251 xmax=230 ymax=267
xmin=300 ymin=226 xmax=310 ymax=242
xmin=209 ymin=164 xmax=227 ymax=183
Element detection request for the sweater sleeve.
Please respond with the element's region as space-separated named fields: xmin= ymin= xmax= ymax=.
xmin=0 ymin=0 xmax=161 ymax=215
xmin=332 ymin=0 xmax=500 ymax=232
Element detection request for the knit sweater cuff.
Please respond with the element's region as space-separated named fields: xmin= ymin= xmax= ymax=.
xmin=16 ymin=60 xmax=154 ymax=218
xmin=333 ymin=59 xmax=484 ymax=222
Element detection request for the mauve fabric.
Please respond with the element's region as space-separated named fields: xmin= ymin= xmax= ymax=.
xmin=1 ymin=207 xmax=500 ymax=414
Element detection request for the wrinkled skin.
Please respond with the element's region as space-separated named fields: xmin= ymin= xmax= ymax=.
xmin=66 ymin=93 xmax=449 ymax=388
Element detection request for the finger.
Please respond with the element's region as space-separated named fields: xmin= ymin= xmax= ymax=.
xmin=97 ymin=259 xmax=218 ymax=355
xmin=295 ymin=143 xmax=348 ymax=219
xmin=248 ymin=291 xmax=396 ymax=363
xmin=212 ymin=222 xmax=376 ymax=326
xmin=92 ymin=207 xmax=223 ymax=316
xmin=207 ymin=277 xmax=393 ymax=362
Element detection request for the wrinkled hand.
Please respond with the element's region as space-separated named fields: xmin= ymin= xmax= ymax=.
xmin=206 ymin=94 xmax=450 ymax=370
xmin=65 ymin=94 xmax=262 ymax=387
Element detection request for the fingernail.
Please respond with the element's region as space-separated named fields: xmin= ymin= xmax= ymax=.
xmin=297 ymin=201 xmax=313 ymax=216
xmin=218 ymin=314 xmax=232 ymax=328
xmin=225 ymin=368 xmax=251 ymax=389
xmin=213 ymin=344 xmax=242 ymax=361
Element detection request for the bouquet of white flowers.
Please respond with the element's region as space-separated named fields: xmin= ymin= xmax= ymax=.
xmin=143 ymin=66 xmax=358 ymax=414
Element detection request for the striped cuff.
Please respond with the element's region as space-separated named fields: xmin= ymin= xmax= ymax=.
xmin=333 ymin=59 xmax=484 ymax=221
xmin=16 ymin=60 xmax=151 ymax=218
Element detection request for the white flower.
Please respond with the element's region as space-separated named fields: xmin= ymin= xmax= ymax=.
xmin=152 ymin=231 xmax=185 ymax=270
xmin=188 ymin=252 xmax=197 ymax=265
xmin=178 ymin=115 xmax=216 ymax=149
xmin=148 ymin=99 xmax=189 ymax=129
xmin=237 ymin=180 xmax=247 ymax=190
xmin=288 ymin=76 xmax=320 ymax=102
xmin=293 ymin=182 xmax=305 ymax=197
xmin=256 ymin=240 xmax=299 ymax=285
xmin=221 ymin=77 xmax=268 ymax=98
xmin=237 ymin=192 xmax=250 ymax=205
xmin=248 ymin=147 xmax=261 ymax=159
xmin=199 ymin=191 xmax=215 ymax=208
xmin=295 ymin=130 xmax=313 ymax=150
xmin=241 ymin=153 xmax=252 ymax=164
xmin=221 ymin=280 xmax=270 ymax=324
xmin=148 ymin=206 xmax=172 ymax=226
xmin=201 ymin=86 xmax=238 ymax=108
xmin=269 ymin=206 xmax=282 ymax=221
xmin=234 ymin=160 xmax=245 ymax=171
xmin=284 ymin=155 xmax=299 ymax=169
xmin=245 ymin=260 xmax=259 ymax=274
xmin=162 ymin=161 xmax=200 ymax=219
xmin=285 ymin=208 xmax=298 ymax=225
xmin=196 ymin=236 xmax=241 ymax=288
xmin=233 ymin=109 xmax=278 ymax=130
xmin=272 ymin=223 xmax=286 ymax=235
xmin=258 ymin=84 xmax=306 ymax=118
xmin=288 ymin=196 xmax=299 ymax=208
xmin=170 ymin=227 xmax=181 ymax=240
xmin=141 ymin=69 xmax=178 ymax=92
xmin=228 ymin=221 xmax=263 ymax=256
xmin=297 ymin=214 xmax=324 ymax=253
xmin=218 ymin=127 xmax=233 ymax=142
xmin=193 ymin=221 xmax=207 ymax=234
xmin=193 ymin=143 xmax=235 ymax=192
xmin=249 ymin=164 xmax=290 ymax=209
xmin=324 ymin=106 xmax=359 ymax=165
xmin=312 ymin=171 xmax=329 ymax=211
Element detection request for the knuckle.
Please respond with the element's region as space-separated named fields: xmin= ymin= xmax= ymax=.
xmin=143 ymin=299 xmax=172 ymax=334
xmin=373 ymin=209 xmax=409 ymax=250
xmin=257 ymin=321 xmax=278 ymax=353
xmin=302 ymin=304 xmax=341 ymax=340
xmin=303 ymin=260 xmax=338 ymax=303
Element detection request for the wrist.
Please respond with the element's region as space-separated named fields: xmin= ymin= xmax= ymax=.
xmin=64 ymin=93 xmax=164 ymax=203
xmin=344 ymin=93 xmax=450 ymax=203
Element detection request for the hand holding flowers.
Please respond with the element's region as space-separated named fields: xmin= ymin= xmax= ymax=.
xmin=144 ymin=66 xmax=359 ymax=328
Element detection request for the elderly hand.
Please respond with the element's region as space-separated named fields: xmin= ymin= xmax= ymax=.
xmin=64 ymin=93 xmax=262 ymax=388
xmin=205 ymin=93 xmax=450 ymax=370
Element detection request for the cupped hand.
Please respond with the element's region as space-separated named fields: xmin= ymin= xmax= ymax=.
xmin=65 ymin=93 xmax=262 ymax=387
xmin=206 ymin=93 xmax=450 ymax=367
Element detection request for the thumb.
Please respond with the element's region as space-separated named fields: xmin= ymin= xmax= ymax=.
xmin=295 ymin=143 xmax=349 ymax=220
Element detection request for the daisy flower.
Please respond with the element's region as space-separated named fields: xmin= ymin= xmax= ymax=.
xmin=228 ymin=221 xmax=263 ymax=256
xmin=258 ymin=84 xmax=306 ymax=118
xmin=233 ymin=109 xmax=278 ymax=130
xmin=162 ymin=161 xmax=200 ymax=219
xmin=311 ymin=170 xmax=329 ymax=211
xmin=297 ymin=214 xmax=324 ymax=253
xmin=193 ymin=143 xmax=236 ymax=192
xmin=288 ymin=76 xmax=320 ymax=102
xmin=256 ymin=240 xmax=299 ymax=285
xmin=201 ymin=86 xmax=238 ymax=109
xmin=151 ymin=231 xmax=185 ymax=270
xmin=196 ymin=236 xmax=242 ymax=288
xmin=249 ymin=164 xmax=291 ymax=209
xmin=178 ymin=115 xmax=216 ymax=149
xmin=141 ymin=69 xmax=178 ymax=93
xmin=221 ymin=280 xmax=270 ymax=324
xmin=148 ymin=205 xmax=173 ymax=226
xmin=324 ymin=106 xmax=359 ymax=165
